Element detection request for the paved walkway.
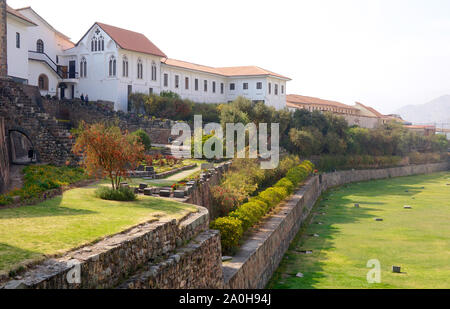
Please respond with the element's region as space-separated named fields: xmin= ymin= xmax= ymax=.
xmin=165 ymin=166 xmax=201 ymax=181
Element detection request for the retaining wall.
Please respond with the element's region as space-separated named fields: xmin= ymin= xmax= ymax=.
xmin=0 ymin=117 xmax=9 ymax=193
xmin=223 ymin=162 xmax=449 ymax=289
xmin=2 ymin=207 xmax=211 ymax=289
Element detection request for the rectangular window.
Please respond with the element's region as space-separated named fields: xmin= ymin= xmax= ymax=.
xmin=164 ymin=74 xmax=168 ymax=87
xmin=149 ymin=88 xmax=153 ymax=95
xmin=257 ymin=82 xmax=262 ymax=90
xmin=195 ymin=79 xmax=199 ymax=91
xmin=281 ymin=85 xmax=285 ymax=94
xmin=185 ymin=77 xmax=189 ymax=90
xmin=230 ymin=83 xmax=235 ymax=91
xmin=268 ymin=83 xmax=272 ymax=94
xmin=275 ymin=84 xmax=279 ymax=95
xmin=243 ymin=83 xmax=249 ymax=90
xmin=56 ymin=56 xmax=59 ymax=64
xmin=221 ymin=83 xmax=224 ymax=94
xmin=16 ymin=33 xmax=20 ymax=48
xmin=175 ymin=75 xmax=180 ymax=88
xmin=212 ymin=81 xmax=216 ymax=93
xmin=204 ymin=80 xmax=208 ymax=92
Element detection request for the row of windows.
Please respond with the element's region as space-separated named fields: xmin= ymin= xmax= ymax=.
xmin=164 ymin=74 xmax=226 ymax=94
xmin=108 ymin=56 xmax=158 ymax=80
xmin=163 ymin=75 xmax=284 ymax=96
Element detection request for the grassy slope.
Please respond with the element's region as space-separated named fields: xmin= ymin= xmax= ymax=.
xmin=0 ymin=183 xmax=197 ymax=275
xmin=268 ymin=172 xmax=450 ymax=289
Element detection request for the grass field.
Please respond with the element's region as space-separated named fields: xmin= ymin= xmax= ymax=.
xmin=268 ymin=172 xmax=450 ymax=289
xmin=0 ymin=183 xmax=197 ymax=276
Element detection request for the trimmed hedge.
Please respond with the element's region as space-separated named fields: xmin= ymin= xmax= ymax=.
xmin=211 ymin=160 xmax=315 ymax=254
xmin=210 ymin=217 xmax=244 ymax=251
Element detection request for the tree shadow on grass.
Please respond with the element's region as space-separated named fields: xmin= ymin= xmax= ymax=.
xmin=0 ymin=196 xmax=97 ymax=219
xmin=0 ymin=243 xmax=43 ymax=277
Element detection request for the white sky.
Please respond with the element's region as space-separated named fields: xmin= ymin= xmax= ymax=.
xmin=7 ymin=0 xmax=450 ymax=114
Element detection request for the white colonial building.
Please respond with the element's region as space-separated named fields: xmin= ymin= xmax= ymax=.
xmin=5 ymin=5 xmax=290 ymax=111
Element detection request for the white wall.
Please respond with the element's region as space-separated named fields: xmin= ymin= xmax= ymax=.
xmin=28 ymin=60 xmax=59 ymax=96
xmin=161 ymin=64 xmax=228 ymax=103
xmin=6 ymin=17 xmax=29 ymax=81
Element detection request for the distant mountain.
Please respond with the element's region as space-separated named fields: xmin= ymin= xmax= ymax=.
xmin=395 ymin=95 xmax=450 ymax=124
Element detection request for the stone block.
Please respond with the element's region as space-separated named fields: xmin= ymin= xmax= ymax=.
xmin=159 ymin=190 xmax=172 ymax=197
xmin=139 ymin=183 xmax=148 ymax=190
xmin=143 ymin=188 xmax=152 ymax=196
xmin=174 ymin=190 xmax=185 ymax=198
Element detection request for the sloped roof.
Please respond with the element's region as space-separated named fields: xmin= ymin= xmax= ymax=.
xmin=287 ymin=94 xmax=358 ymax=110
xmin=162 ymin=58 xmax=223 ymax=75
xmin=162 ymin=59 xmax=290 ymax=80
xmin=355 ymin=102 xmax=385 ymax=118
xmin=6 ymin=5 xmax=37 ymax=26
xmin=216 ymin=66 xmax=291 ymax=80
xmin=95 ymin=22 xmax=167 ymax=58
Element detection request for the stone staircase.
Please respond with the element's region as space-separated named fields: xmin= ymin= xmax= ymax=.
xmin=0 ymin=80 xmax=77 ymax=165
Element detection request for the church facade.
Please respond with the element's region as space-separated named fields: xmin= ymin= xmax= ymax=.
xmin=5 ymin=5 xmax=290 ymax=111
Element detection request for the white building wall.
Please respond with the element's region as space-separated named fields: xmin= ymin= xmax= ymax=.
xmin=28 ymin=60 xmax=59 ymax=96
xmin=160 ymin=65 xmax=228 ymax=103
xmin=6 ymin=17 xmax=29 ymax=81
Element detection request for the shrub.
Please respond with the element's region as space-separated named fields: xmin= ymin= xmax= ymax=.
xmin=131 ymin=129 xmax=152 ymax=151
xmin=275 ymin=178 xmax=295 ymax=195
xmin=230 ymin=202 xmax=266 ymax=231
xmin=211 ymin=186 xmax=245 ymax=217
xmin=95 ymin=186 xmax=136 ymax=201
xmin=210 ymin=217 xmax=244 ymax=253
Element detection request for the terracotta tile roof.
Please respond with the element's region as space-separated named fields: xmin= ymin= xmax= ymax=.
xmin=162 ymin=59 xmax=290 ymax=80
xmin=162 ymin=58 xmax=223 ymax=75
xmin=6 ymin=5 xmax=37 ymax=26
xmin=287 ymin=94 xmax=358 ymax=110
xmin=96 ymin=22 xmax=167 ymax=58
xmin=355 ymin=102 xmax=385 ymax=118
xmin=216 ymin=66 xmax=291 ymax=80
xmin=404 ymin=125 xmax=436 ymax=129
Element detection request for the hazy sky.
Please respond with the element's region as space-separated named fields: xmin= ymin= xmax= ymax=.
xmin=7 ymin=0 xmax=450 ymax=114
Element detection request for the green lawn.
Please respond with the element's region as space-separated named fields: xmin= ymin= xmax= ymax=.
xmin=268 ymin=172 xmax=450 ymax=289
xmin=0 ymin=183 xmax=197 ymax=276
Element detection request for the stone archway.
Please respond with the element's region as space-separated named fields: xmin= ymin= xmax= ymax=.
xmin=8 ymin=127 xmax=39 ymax=164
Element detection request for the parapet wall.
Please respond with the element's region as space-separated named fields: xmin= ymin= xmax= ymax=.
xmin=2 ymin=206 xmax=212 ymax=289
xmin=224 ymin=162 xmax=449 ymax=289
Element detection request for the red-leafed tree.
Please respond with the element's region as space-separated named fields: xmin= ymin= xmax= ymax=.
xmin=73 ymin=122 xmax=145 ymax=190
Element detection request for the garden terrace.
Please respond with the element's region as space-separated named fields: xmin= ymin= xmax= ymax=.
xmin=0 ymin=181 xmax=197 ymax=278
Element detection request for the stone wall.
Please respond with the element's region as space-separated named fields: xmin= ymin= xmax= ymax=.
xmin=185 ymin=162 xmax=232 ymax=219
xmin=1 ymin=207 xmax=213 ymax=289
xmin=0 ymin=117 xmax=9 ymax=193
xmin=0 ymin=0 xmax=7 ymax=78
xmin=223 ymin=162 xmax=449 ymax=289
xmin=118 ymin=230 xmax=223 ymax=289
xmin=41 ymin=99 xmax=176 ymax=144
xmin=0 ymin=80 xmax=76 ymax=165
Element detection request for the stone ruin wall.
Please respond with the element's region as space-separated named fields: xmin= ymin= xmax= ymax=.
xmin=41 ymin=99 xmax=176 ymax=145
xmin=0 ymin=117 xmax=9 ymax=193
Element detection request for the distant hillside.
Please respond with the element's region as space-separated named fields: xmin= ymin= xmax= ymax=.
xmin=395 ymin=95 xmax=450 ymax=124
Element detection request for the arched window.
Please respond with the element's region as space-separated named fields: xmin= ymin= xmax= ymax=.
xmin=151 ymin=61 xmax=157 ymax=81
xmin=99 ymin=36 xmax=104 ymax=51
xmin=122 ymin=56 xmax=129 ymax=77
xmin=36 ymin=39 xmax=44 ymax=53
xmin=80 ymin=57 xmax=87 ymax=78
xmin=137 ymin=59 xmax=143 ymax=79
xmin=38 ymin=74 xmax=49 ymax=90
xmin=109 ymin=56 xmax=116 ymax=77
